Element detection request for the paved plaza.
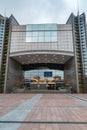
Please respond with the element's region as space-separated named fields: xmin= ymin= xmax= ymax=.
xmin=0 ymin=94 xmax=87 ymax=130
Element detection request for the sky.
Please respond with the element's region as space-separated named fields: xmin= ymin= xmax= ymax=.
xmin=0 ymin=0 xmax=87 ymax=24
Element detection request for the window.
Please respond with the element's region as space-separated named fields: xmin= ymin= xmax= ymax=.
xmin=26 ymin=24 xmax=57 ymax=43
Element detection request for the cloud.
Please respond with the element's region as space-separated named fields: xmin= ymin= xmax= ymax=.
xmin=18 ymin=0 xmax=67 ymax=24
xmin=0 ymin=0 xmax=87 ymax=24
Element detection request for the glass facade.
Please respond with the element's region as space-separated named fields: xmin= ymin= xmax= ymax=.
xmin=10 ymin=24 xmax=73 ymax=53
xmin=26 ymin=24 xmax=57 ymax=42
xmin=0 ymin=21 xmax=4 ymax=54
xmin=58 ymin=26 xmax=73 ymax=51
xmin=24 ymin=69 xmax=64 ymax=79
xmin=79 ymin=16 xmax=87 ymax=77
xmin=24 ymin=69 xmax=64 ymax=85
xmin=0 ymin=16 xmax=5 ymax=83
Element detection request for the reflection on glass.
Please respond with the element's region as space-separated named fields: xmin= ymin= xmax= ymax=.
xmin=45 ymin=31 xmax=51 ymax=37
xmin=0 ymin=23 xmax=4 ymax=54
xmin=26 ymin=24 xmax=33 ymax=30
xmin=38 ymin=31 xmax=44 ymax=37
xmin=51 ymin=31 xmax=57 ymax=36
xmin=26 ymin=24 xmax=58 ymax=42
xmin=38 ymin=24 xmax=44 ymax=30
xmin=44 ymin=24 xmax=57 ymax=30
xmin=26 ymin=37 xmax=32 ymax=42
xmin=26 ymin=31 xmax=57 ymax=42
xmin=39 ymin=37 xmax=44 ymax=42
xmin=32 ymin=24 xmax=38 ymax=30
xmin=24 ymin=69 xmax=64 ymax=79
xmin=51 ymin=37 xmax=57 ymax=42
xmin=26 ymin=24 xmax=57 ymax=31
xmin=26 ymin=32 xmax=32 ymax=37
xmin=33 ymin=32 xmax=38 ymax=37
xmin=45 ymin=36 xmax=50 ymax=42
xmin=32 ymin=37 xmax=38 ymax=42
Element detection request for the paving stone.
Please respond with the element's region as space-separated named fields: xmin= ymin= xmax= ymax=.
xmin=0 ymin=94 xmax=87 ymax=130
xmin=0 ymin=94 xmax=42 ymax=130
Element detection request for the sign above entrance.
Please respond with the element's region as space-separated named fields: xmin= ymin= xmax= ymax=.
xmin=44 ymin=72 xmax=52 ymax=77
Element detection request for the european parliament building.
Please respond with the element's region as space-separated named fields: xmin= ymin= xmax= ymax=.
xmin=0 ymin=13 xmax=87 ymax=93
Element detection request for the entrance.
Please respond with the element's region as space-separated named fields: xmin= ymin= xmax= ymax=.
xmin=47 ymin=84 xmax=55 ymax=90
xmin=23 ymin=68 xmax=64 ymax=90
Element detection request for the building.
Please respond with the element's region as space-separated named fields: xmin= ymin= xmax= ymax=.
xmin=0 ymin=12 xmax=87 ymax=93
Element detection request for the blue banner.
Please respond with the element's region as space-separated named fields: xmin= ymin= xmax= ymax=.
xmin=44 ymin=72 xmax=52 ymax=77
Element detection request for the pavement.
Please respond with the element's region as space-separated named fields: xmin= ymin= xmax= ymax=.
xmin=0 ymin=94 xmax=87 ymax=130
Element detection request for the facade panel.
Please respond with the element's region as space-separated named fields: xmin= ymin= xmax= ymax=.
xmin=10 ymin=24 xmax=73 ymax=54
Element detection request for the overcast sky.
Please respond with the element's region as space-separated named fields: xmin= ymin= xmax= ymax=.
xmin=0 ymin=0 xmax=87 ymax=24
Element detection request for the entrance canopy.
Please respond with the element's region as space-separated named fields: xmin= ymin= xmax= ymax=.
xmin=10 ymin=52 xmax=74 ymax=67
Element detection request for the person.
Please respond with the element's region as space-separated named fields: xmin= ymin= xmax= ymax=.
xmin=46 ymin=84 xmax=48 ymax=89
xmin=47 ymin=84 xmax=50 ymax=90
xmin=37 ymin=84 xmax=40 ymax=88
xmin=56 ymin=83 xmax=59 ymax=90
xmin=70 ymin=86 xmax=72 ymax=93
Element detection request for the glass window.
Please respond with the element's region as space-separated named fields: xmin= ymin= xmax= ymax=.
xmin=51 ymin=24 xmax=57 ymax=30
xmin=45 ymin=36 xmax=50 ymax=42
xmin=32 ymin=24 xmax=38 ymax=30
xmin=51 ymin=31 xmax=57 ymax=36
xmin=32 ymin=37 xmax=38 ymax=42
xmin=26 ymin=37 xmax=32 ymax=42
xmin=38 ymin=24 xmax=44 ymax=30
xmin=51 ymin=36 xmax=57 ymax=42
xmin=26 ymin=24 xmax=57 ymax=43
xmin=26 ymin=24 xmax=33 ymax=31
xmin=44 ymin=24 xmax=57 ymax=30
xmin=45 ymin=24 xmax=52 ymax=30
xmin=39 ymin=37 xmax=44 ymax=42
xmin=45 ymin=31 xmax=51 ymax=37
xmin=33 ymin=32 xmax=38 ymax=37
xmin=26 ymin=32 xmax=32 ymax=37
xmin=38 ymin=31 xmax=44 ymax=37
xmin=24 ymin=69 xmax=64 ymax=79
xmin=0 ymin=22 xmax=4 ymax=54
